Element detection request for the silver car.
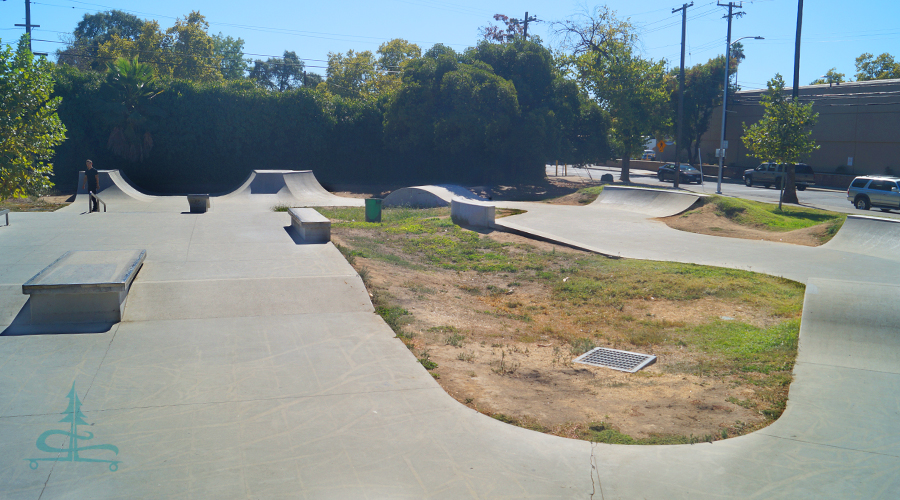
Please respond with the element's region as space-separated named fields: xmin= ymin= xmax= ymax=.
xmin=847 ymin=176 xmax=900 ymax=211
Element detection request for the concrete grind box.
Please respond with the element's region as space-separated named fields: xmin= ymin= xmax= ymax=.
xmin=22 ymin=250 xmax=145 ymax=324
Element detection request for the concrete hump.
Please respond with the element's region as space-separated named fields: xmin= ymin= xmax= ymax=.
xmin=591 ymin=185 xmax=701 ymax=217
xmin=383 ymin=185 xmax=486 ymax=208
xmin=75 ymin=170 xmax=156 ymax=203
xmin=217 ymin=170 xmax=362 ymax=206
xmin=821 ymin=215 xmax=900 ymax=262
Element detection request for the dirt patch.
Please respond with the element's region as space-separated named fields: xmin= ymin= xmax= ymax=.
xmin=0 ymin=196 xmax=71 ymax=212
xmin=659 ymin=203 xmax=829 ymax=246
xmin=333 ymin=225 xmax=790 ymax=442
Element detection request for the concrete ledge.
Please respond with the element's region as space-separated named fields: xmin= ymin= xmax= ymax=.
xmin=188 ymin=194 xmax=210 ymax=213
xmin=288 ymin=208 xmax=331 ymax=243
xmin=22 ymin=249 xmax=145 ymax=324
xmin=1 ymin=208 xmax=8 ymax=226
xmin=451 ymin=198 xmax=495 ymax=228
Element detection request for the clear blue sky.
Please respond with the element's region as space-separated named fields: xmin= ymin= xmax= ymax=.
xmin=2 ymin=0 xmax=896 ymax=90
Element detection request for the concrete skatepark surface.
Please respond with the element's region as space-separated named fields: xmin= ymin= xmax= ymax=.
xmin=1 ymin=183 xmax=898 ymax=498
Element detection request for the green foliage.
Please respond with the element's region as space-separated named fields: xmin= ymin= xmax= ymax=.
xmin=250 ymin=50 xmax=311 ymax=91
xmin=704 ymin=195 xmax=846 ymax=232
xmin=56 ymin=10 xmax=146 ymax=71
xmin=213 ymin=33 xmax=250 ymax=80
xmin=560 ymin=7 xmax=669 ymax=181
xmin=103 ymin=57 xmax=163 ymax=162
xmin=855 ymin=52 xmax=900 ymax=81
xmin=0 ymin=36 xmax=67 ymax=200
xmin=809 ymin=67 xmax=846 ymax=86
xmin=741 ymin=74 xmax=819 ymax=204
xmin=668 ymin=57 xmax=729 ymax=164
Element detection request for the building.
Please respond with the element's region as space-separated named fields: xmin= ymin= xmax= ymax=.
xmin=700 ymin=78 xmax=900 ymax=176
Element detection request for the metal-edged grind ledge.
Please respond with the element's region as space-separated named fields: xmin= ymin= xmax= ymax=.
xmin=22 ymin=249 xmax=146 ymax=324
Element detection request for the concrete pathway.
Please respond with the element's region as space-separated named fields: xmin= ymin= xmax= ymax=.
xmin=1 ymin=185 xmax=897 ymax=498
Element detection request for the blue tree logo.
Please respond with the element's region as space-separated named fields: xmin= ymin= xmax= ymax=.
xmin=26 ymin=382 xmax=120 ymax=471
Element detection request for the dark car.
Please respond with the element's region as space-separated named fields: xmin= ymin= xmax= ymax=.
xmin=657 ymin=163 xmax=702 ymax=184
xmin=743 ymin=163 xmax=815 ymax=190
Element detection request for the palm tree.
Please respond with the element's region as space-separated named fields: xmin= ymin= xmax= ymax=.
xmin=105 ymin=57 xmax=163 ymax=162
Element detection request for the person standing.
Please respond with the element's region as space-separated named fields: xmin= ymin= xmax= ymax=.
xmin=82 ymin=160 xmax=100 ymax=212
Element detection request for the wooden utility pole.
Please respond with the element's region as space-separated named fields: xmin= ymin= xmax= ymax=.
xmin=13 ymin=0 xmax=41 ymax=53
xmin=715 ymin=1 xmax=743 ymax=194
xmin=672 ymin=2 xmax=694 ymax=188
xmin=522 ymin=12 xmax=538 ymax=39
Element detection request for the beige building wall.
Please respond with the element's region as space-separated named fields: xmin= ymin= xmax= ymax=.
xmin=700 ymin=78 xmax=900 ymax=176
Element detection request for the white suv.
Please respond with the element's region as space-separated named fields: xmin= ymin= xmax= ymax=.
xmin=847 ymin=176 xmax=900 ymax=211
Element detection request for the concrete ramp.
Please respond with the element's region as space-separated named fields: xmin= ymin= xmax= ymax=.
xmin=218 ymin=170 xmax=363 ymax=206
xmin=821 ymin=215 xmax=900 ymax=262
xmin=591 ymin=185 xmax=701 ymax=217
xmin=74 ymin=170 xmax=157 ymax=204
xmin=383 ymin=185 xmax=486 ymax=208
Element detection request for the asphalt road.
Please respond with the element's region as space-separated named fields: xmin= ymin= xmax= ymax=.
xmin=545 ymin=164 xmax=900 ymax=220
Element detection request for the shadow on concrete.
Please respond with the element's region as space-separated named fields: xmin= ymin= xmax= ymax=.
xmin=1 ymin=299 xmax=116 ymax=336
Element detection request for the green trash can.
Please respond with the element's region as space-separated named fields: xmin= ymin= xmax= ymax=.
xmin=365 ymin=198 xmax=382 ymax=223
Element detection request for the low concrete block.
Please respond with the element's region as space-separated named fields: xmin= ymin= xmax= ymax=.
xmin=450 ymin=198 xmax=495 ymax=228
xmin=288 ymin=207 xmax=331 ymax=243
xmin=22 ymin=249 xmax=145 ymax=324
xmin=188 ymin=194 xmax=210 ymax=213
xmin=1 ymin=208 xmax=8 ymax=226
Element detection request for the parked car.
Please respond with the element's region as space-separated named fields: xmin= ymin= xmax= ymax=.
xmin=657 ymin=163 xmax=702 ymax=184
xmin=846 ymin=175 xmax=900 ymax=211
xmin=743 ymin=163 xmax=815 ymax=190
xmin=642 ymin=150 xmax=656 ymax=160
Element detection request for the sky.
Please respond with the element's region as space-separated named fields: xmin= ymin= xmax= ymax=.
xmin=2 ymin=0 xmax=897 ymax=90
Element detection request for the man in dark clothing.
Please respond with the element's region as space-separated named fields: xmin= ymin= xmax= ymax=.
xmin=82 ymin=159 xmax=100 ymax=212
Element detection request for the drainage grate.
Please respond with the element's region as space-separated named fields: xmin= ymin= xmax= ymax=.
xmin=573 ymin=347 xmax=656 ymax=373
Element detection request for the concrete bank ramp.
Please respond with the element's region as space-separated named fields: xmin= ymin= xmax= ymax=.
xmin=383 ymin=185 xmax=486 ymax=208
xmin=217 ymin=170 xmax=363 ymax=206
xmin=821 ymin=215 xmax=900 ymax=262
xmin=74 ymin=169 xmax=157 ymax=204
xmin=591 ymin=185 xmax=701 ymax=217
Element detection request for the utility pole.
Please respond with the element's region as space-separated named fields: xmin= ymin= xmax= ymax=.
xmin=522 ymin=12 xmax=538 ymax=39
xmin=715 ymin=1 xmax=743 ymax=194
xmin=672 ymin=2 xmax=694 ymax=189
xmin=13 ymin=0 xmax=40 ymax=53
xmin=792 ymin=0 xmax=803 ymax=100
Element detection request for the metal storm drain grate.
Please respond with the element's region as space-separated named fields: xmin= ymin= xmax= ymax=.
xmin=574 ymin=347 xmax=656 ymax=373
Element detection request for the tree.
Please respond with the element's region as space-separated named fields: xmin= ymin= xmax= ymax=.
xmin=854 ymin=52 xmax=900 ymax=81
xmin=166 ymin=11 xmax=221 ymax=82
xmin=667 ymin=56 xmax=730 ymax=165
xmin=56 ymin=10 xmax=146 ymax=71
xmin=95 ymin=20 xmax=170 ymax=78
xmin=0 ymin=36 xmax=67 ymax=200
xmin=250 ymin=51 xmax=306 ymax=91
xmin=812 ymin=67 xmax=846 ymax=85
xmin=213 ymin=34 xmax=249 ymax=80
xmin=557 ymin=7 xmax=669 ymax=182
xmin=479 ymin=14 xmax=524 ymax=43
xmin=810 ymin=67 xmax=846 ymax=85
xmin=323 ymin=50 xmax=378 ymax=99
xmin=103 ymin=57 xmax=163 ymax=162
xmin=741 ymin=74 xmax=819 ymax=207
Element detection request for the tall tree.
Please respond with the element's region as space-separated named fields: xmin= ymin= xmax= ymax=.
xmin=667 ymin=56 xmax=730 ymax=165
xmin=103 ymin=57 xmax=163 ymax=162
xmin=0 ymin=36 xmax=67 ymax=199
xmin=250 ymin=51 xmax=306 ymax=91
xmin=213 ymin=34 xmax=250 ymax=80
xmin=56 ymin=10 xmax=146 ymax=71
xmin=557 ymin=7 xmax=669 ymax=182
xmin=810 ymin=68 xmax=846 ymax=85
xmin=323 ymin=50 xmax=378 ymax=99
xmin=854 ymin=52 xmax=900 ymax=81
xmin=741 ymin=74 xmax=819 ymax=206
xmin=166 ymin=12 xmax=221 ymax=82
